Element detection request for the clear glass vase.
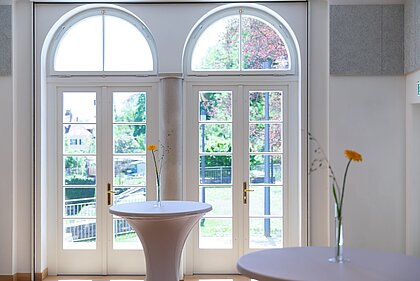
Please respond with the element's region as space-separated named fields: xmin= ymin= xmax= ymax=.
xmin=155 ymin=182 xmax=162 ymax=207
xmin=329 ymin=216 xmax=347 ymax=263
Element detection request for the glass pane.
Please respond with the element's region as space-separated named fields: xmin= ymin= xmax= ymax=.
xmin=249 ymin=123 xmax=282 ymax=153
xmin=249 ymin=218 xmax=283 ymax=248
xmin=249 ymin=186 xmax=283 ymax=217
xmin=114 ymin=92 xmax=146 ymax=122
xmin=199 ymin=124 xmax=232 ymax=153
xmin=104 ymin=16 xmax=153 ymax=71
xmin=64 ymin=188 xmax=96 ymax=217
xmin=113 ymin=218 xmax=142 ymax=250
xmin=114 ymin=156 xmax=146 ymax=186
xmin=199 ymin=156 xmax=232 ymax=184
xmin=249 ymin=154 xmax=282 ymax=184
xmin=199 ymin=91 xmax=232 ymax=121
xmin=63 ymin=124 xmax=96 ymax=154
xmin=114 ymin=125 xmax=146 ymax=153
xmin=242 ymin=16 xmax=290 ymax=70
xmin=63 ymin=92 xmax=96 ymax=123
xmin=192 ymin=16 xmax=239 ymax=71
xmin=199 ymin=218 xmax=232 ymax=249
xmin=63 ymin=219 xmax=96 ymax=249
xmin=55 ymin=16 xmax=103 ymax=71
xmin=114 ymin=187 xmax=146 ymax=205
xmin=199 ymin=186 xmax=232 ymax=217
xmin=249 ymin=91 xmax=283 ymax=121
xmin=64 ymin=156 xmax=96 ymax=185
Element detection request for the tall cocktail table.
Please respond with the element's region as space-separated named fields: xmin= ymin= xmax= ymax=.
xmin=109 ymin=201 xmax=212 ymax=281
xmin=237 ymin=246 xmax=420 ymax=281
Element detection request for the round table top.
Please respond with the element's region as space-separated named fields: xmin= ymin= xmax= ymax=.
xmin=236 ymin=247 xmax=420 ymax=281
xmin=109 ymin=200 xmax=212 ymax=218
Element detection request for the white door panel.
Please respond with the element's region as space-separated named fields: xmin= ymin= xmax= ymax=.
xmin=186 ymin=84 xmax=295 ymax=274
xmin=56 ymin=85 xmax=158 ymax=274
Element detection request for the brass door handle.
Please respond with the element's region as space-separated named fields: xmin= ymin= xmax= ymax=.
xmin=107 ymin=183 xmax=115 ymax=206
xmin=243 ymin=182 xmax=254 ymax=204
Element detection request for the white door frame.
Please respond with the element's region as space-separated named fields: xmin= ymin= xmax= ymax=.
xmin=46 ymin=78 xmax=159 ymax=274
xmin=183 ymin=76 xmax=303 ymax=274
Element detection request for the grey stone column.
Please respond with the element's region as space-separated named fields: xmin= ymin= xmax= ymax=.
xmin=159 ymin=76 xmax=183 ymax=200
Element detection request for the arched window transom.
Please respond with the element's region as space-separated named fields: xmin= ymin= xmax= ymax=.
xmin=51 ymin=8 xmax=156 ymax=74
xmin=190 ymin=8 xmax=292 ymax=73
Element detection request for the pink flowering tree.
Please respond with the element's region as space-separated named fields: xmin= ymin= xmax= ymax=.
xmin=201 ymin=16 xmax=289 ymax=70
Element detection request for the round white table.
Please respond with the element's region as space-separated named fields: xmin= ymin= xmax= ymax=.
xmin=236 ymin=247 xmax=420 ymax=281
xmin=109 ymin=200 xmax=212 ymax=281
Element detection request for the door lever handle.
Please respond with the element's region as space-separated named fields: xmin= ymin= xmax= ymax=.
xmin=243 ymin=182 xmax=254 ymax=204
xmin=107 ymin=183 xmax=115 ymax=206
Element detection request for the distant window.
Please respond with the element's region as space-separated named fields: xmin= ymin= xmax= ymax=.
xmin=191 ymin=11 xmax=291 ymax=72
xmin=52 ymin=9 xmax=155 ymax=73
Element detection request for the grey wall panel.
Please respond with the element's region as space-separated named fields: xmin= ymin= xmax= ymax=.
xmin=330 ymin=5 xmax=404 ymax=76
xmin=382 ymin=5 xmax=404 ymax=75
xmin=0 ymin=5 xmax=12 ymax=76
xmin=330 ymin=5 xmax=382 ymax=75
xmin=415 ymin=0 xmax=420 ymax=73
xmin=404 ymin=0 xmax=416 ymax=73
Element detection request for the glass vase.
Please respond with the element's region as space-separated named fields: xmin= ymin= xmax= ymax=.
xmin=328 ymin=216 xmax=347 ymax=263
xmin=155 ymin=182 xmax=162 ymax=207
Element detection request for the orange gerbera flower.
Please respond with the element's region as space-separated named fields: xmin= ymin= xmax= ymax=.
xmin=147 ymin=144 xmax=158 ymax=151
xmin=345 ymin=150 xmax=363 ymax=162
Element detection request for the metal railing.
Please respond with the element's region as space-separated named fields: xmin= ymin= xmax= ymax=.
xmin=200 ymin=166 xmax=232 ymax=184
xmin=200 ymin=164 xmax=281 ymax=184
xmin=65 ymin=198 xmax=96 ymax=216
xmin=64 ymin=190 xmax=144 ymax=242
xmin=64 ymin=164 xmax=281 ymax=242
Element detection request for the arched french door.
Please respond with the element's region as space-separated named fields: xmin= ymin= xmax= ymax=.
xmin=40 ymin=5 xmax=159 ymax=274
xmin=183 ymin=4 xmax=304 ymax=274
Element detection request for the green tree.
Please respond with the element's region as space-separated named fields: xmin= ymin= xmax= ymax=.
xmin=114 ymin=93 xmax=146 ymax=153
xmin=200 ymin=92 xmax=232 ymax=167
xmin=200 ymin=16 xmax=289 ymax=70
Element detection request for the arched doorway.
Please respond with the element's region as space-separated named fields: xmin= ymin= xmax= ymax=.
xmin=182 ymin=4 xmax=305 ymax=273
xmin=37 ymin=4 xmax=159 ymax=274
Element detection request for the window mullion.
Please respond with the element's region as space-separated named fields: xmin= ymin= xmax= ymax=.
xmin=102 ymin=10 xmax=105 ymax=72
xmin=239 ymin=9 xmax=243 ymax=72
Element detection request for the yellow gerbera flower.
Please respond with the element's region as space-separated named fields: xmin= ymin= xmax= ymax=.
xmin=147 ymin=144 xmax=158 ymax=151
xmin=345 ymin=150 xmax=362 ymax=162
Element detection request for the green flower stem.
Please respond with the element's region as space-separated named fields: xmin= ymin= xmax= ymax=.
xmin=332 ymin=182 xmax=340 ymax=216
xmin=336 ymin=216 xmax=342 ymax=258
xmin=339 ymin=159 xmax=352 ymax=215
xmin=151 ymin=150 xmax=161 ymax=202
xmin=334 ymin=159 xmax=352 ymax=259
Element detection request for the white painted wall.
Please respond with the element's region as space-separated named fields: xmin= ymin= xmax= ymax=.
xmin=12 ymin=0 xmax=33 ymax=273
xmin=406 ymin=70 xmax=420 ymax=104
xmin=405 ymin=69 xmax=420 ymax=257
xmin=308 ymin=0 xmax=330 ymax=246
xmin=0 ymin=0 xmax=14 ymax=274
xmin=330 ymin=76 xmax=406 ymax=254
xmin=0 ymin=76 xmax=14 ymax=274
